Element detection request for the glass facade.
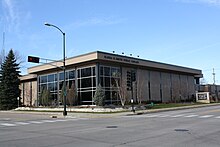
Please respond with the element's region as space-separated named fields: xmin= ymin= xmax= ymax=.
xmin=100 ymin=65 xmax=120 ymax=104
xmin=38 ymin=70 xmax=75 ymax=106
xmin=37 ymin=65 xmax=121 ymax=106
xmin=77 ymin=66 xmax=96 ymax=104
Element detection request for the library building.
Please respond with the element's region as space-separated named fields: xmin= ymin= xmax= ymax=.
xmin=20 ymin=51 xmax=203 ymax=107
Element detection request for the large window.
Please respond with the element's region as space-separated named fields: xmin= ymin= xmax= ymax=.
xmin=38 ymin=70 xmax=75 ymax=106
xmin=100 ymin=65 xmax=120 ymax=104
xmin=77 ymin=66 xmax=96 ymax=104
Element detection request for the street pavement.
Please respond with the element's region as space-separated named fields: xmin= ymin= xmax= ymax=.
xmin=0 ymin=105 xmax=220 ymax=147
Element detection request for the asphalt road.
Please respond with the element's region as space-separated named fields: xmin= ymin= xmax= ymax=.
xmin=0 ymin=105 xmax=220 ymax=147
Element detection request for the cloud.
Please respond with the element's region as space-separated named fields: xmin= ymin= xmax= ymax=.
xmin=1 ymin=0 xmax=31 ymax=33
xmin=1 ymin=0 xmax=19 ymax=32
xmin=175 ymin=0 xmax=220 ymax=6
xmin=65 ymin=16 xmax=126 ymax=30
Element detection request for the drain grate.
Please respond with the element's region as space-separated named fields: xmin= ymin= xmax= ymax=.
xmin=106 ymin=126 xmax=118 ymax=128
xmin=174 ymin=129 xmax=189 ymax=132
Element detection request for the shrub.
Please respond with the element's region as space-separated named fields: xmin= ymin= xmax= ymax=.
xmin=93 ymin=84 xmax=105 ymax=106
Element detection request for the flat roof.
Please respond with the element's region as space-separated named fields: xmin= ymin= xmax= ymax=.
xmin=27 ymin=51 xmax=202 ymax=76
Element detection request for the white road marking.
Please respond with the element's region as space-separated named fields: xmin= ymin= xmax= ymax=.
xmin=199 ymin=115 xmax=214 ymax=118
xmin=0 ymin=118 xmax=80 ymax=127
xmin=214 ymin=116 xmax=220 ymax=119
xmin=184 ymin=115 xmax=198 ymax=118
xmin=157 ymin=115 xmax=170 ymax=118
xmin=53 ymin=119 xmax=70 ymax=122
xmin=41 ymin=120 xmax=57 ymax=123
xmin=145 ymin=114 xmax=161 ymax=118
xmin=15 ymin=122 xmax=30 ymax=125
xmin=0 ymin=123 xmax=16 ymax=127
xmin=170 ymin=114 xmax=185 ymax=118
xmin=0 ymin=118 xmax=11 ymax=121
xmin=28 ymin=121 xmax=44 ymax=124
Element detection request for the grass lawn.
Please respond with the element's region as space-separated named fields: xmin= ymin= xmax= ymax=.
xmin=150 ymin=102 xmax=208 ymax=109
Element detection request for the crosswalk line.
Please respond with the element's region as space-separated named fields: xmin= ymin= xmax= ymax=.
xmin=0 ymin=118 xmax=80 ymax=127
xmin=199 ymin=115 xmax=214 ymax=118
xmin=41 ymin=120 xmax=57 ymax=123
xmin=184 ymin=115 xmax=198 ymax=118
xmin=170 ymin=114 xmax=185 ymax=118
xmin=145 ymin=114 xmax=161 ymax=118
xmin=53 ymin=119 xmax=70 ymax=122
xmin=157 ymin=115 xmax=170 ymax=118
xmin=214 ymin=116 xmax=220 ymax=119
xmin=0 ymin=123 xmax=16 ymax=127
xmin=28 ymin=121 xmax=44 ymax=124
xmin=15 ymin=122 xmax=30 ymax=125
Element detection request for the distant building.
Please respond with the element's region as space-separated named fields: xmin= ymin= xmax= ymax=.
xmin=198 ymin=84 xmax=220 ymax=102
xmin=20 ymin=51 xmax=203 ymax=106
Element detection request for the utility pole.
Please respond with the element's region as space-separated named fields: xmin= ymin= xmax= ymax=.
xmin=212 ymin=68 xmax=218 ymax=102
xmin=1 ymin=32 xmax=5 ymax=65
xmin=212 ymin=68 xmax=216 ymax=85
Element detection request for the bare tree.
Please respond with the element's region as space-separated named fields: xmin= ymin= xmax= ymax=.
xmin=112 ymin=72 xmax=128 ymax=106
xmin=67 ymin=82 xmax=76 ymax=106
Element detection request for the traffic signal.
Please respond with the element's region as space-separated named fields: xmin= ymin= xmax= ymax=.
xmin=28 ymin=56 xmax=40 ymax=63
xmin=127 ymin=71 xmax=131 ymax=90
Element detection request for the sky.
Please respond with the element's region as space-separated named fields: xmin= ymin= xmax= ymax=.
xmin=0 ymin=0 xmax=220 ymax=84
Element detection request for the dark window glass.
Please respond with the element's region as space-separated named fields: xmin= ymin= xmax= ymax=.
xmin=105 ymin=91 xmax=111 ymax=101
xmin=55 ymin=74 xmax=57 ymax=81
xmin=48 ymin=74 xmax=54 ymax=82
xmin=81 ymin=67 xmax=91 ymax=77
xmin=59 ymin=81 xmax=64 ymax=90
xmin=104 ymin=77 xmax=110 ymax=87
xmin=77 ymin=69 xmax=80 ymax=78
xmin=48 ymin=83 xmax=55 ymax=91
xmin=104 ymin=67 xmax=110 ymax=76
xmin=51 ymin=93 xmax=58 ymax=100
xmin=40 ymin=75 xmax=47 ymax=83
xmin=100 ymin=66 xmax=103 ymax=75
xmin=92 ymin=67 xmax=95 ymax=76
xmin=93 ymin=77 xmax=96 ymax=87
xmin=81 ymin=91 xmax=92 ymax=101
xmin=78 ymin=79 xmax=81 ymax=88
xmin=59 ymin=72 xmax=64 ymax=81
xmin=69 ymin=70 xmax=75 ymax=79
xmin=54 ymin=82 xmax=58 ymax=91
xmin=100 ymin=77 xmax=104 ymax=87
xmin=81 ymin=78 xmax=92 ymax=88
xmin=65 ymin=72 xmax=68 ymax=80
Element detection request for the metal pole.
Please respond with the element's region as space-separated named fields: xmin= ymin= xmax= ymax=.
xmin=131 ymin=81 xmax=135 ymax=113
xmin=63 ymin=33 xmax=67 ymax=116
xmin=45 ymin=23 xmax=67 ymax=116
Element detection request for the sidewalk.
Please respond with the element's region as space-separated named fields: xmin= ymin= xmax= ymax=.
xmin=13 ymin=103 xmax=220 ymax=119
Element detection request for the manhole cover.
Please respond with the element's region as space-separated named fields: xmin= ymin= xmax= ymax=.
xmin=106 ymin=126 xmax=118 ymax=128
xmin=174 ymin=129 xmax=189 ymax=132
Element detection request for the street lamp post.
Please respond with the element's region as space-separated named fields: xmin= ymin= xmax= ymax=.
xmin=45 ymin=22 xmax=67 ymax=116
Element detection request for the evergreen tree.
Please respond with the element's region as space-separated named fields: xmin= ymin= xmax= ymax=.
xmin=93 ymin=84 xmax=105 ymax=106
xmin=0 ymin=49 xmax=20 ymax=110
